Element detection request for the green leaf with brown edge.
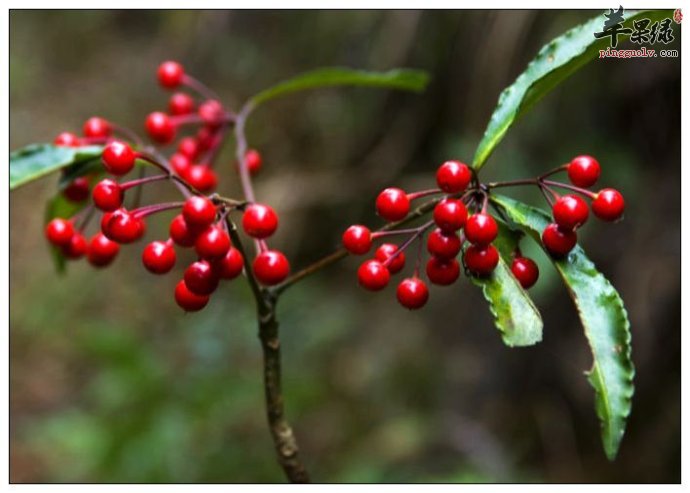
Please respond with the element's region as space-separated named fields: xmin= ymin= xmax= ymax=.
xmin=10 ymin=144 xmax=104 ymax=190
xmin=491 ymin=193 xmax=634 ymax=460
xmin=473 ymin=9 xmax=672 ymax=170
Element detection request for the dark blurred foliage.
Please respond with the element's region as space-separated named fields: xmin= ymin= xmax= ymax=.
xmin=9 ymin=10 xmax=680 ymax=483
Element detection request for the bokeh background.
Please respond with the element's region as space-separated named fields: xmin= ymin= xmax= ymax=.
xmin=9 ymin=10 xmax=680 ymax=483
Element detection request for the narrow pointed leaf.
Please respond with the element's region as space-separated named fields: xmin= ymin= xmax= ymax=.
xmin=10 ymin=144 xmax=104 ymax=190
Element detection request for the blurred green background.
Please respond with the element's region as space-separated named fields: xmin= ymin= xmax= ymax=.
xmin=10 ymin=10 xmax=680 ymax=483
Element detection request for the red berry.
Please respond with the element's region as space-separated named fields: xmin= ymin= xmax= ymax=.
xmin=195 ymin=225 xmax=231 ymax=260
xmin=177 ymin=137 xmax=199 ymax=159
xmin=568 ymin=155 xmax=601 ymax=188
xmin=102 ymin=141 xmax=136 ymax=175
xmin=184 ymin=260 xmax=220 ymax=295
xmin=396 ymin=277 xmax=429 ymax=309
xmin=63 ymin=176 xmax=90 ymax=202
xmin=242 ymin=204 xmax=279 ymax=239
xmin=62 ymin=232 xmax=88 ymax=259
xmin=185 ymin=165 xmax=218 ymax=192
xmin=215 ymin=247 xmax=244 ymax=280
xmin=592 ymin=188 xmax=625 ymax=222
xmin=87 ymin=233 xmax=120 ymax=267
xmin=92 ymin=179 xmax=123 ymax=211
xmin=552 ymin=194 xmax=589 ymax=230
xmin=426 ymin=257 xmax=460 ymax=286
xmin=245 ymin=149 xmax=262 ymax=175
xmin=433 ymin=199 xmax=467 ymax=232
xmin=427 ymin=228 xmax=462 ymax=259
xmin=376 ymin=188 xmax=410 ymax=221
xmin=357 ymin=259 xmax=390 ymax=291
xmin=174 ymin=280 xmax=209 ymax=312
xmin=83 ymin=117 xmax=112 ymax=138
xmin=511 ymin=257 xmax=539 ymax=289
xmin=157 ymin=61 xmax=185 ymax=89
xmin=342 ymin=225 xmax=372 ymax=255
xmin=54 ymin=132 xmax=81 ymax=147
xmin=198 ymin=99 xmax=225 ymax=127
xmin=45 ymin=218 xmax=74 ymax=246
xmin=182 ymin=196 xmax=216 ymax=228
xmin=436 ymin=160 xmax=471 ymax=193
xmin=142 ymin=240 xmax=176 ymax=274
xmin=253 ymin=250 xmax=290 ymax=286
xmin=541 ymin=223 xmax=577 ymax=257
xmin=464 ymin=244 xmax=499 ymax=276
xmin=169 ymin=92 xmax=195 ymax=115
xmin=103 ymin=208 xmax=145 ymax=244
xmin=464 ymin=213 xmax=498 ymax=246
xmin=169 ymin=214 xmax=201 ymax=247
xmin=170 ymin=153 xmax=192 ymax=176
xmin=196 ymin=126 xmax=216 ymax=151
xmin=374 ymin=243 xmax=405 ymax=274
xmin=145 ymin=112 xmax=176 ymax=144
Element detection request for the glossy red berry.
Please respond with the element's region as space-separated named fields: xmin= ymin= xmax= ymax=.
xmin=169 ymin=92 xmax=195 ymax=115
xmin=195 ymin=225 xmax=231 ymax=260
xmin=184 ymin=260 xmax=220 ymax=295
xmin=342 ymin=225 xmax=372 ymax=255
xmin=433 ymin=199 xmax=467 ymax=232
xmin=357 ymin=259 xmax=390 ymax=291
xmin=142 ymin=240 xmax=176 ymax=274
xmin=83 ymin=117 xmax=112 ymax=138
xmin=62 ymin=232 xmax=88 ymax=259
xmin=170 ymin=153 xmax=192 ymax=176
xmin=464 ymin=244 xmax=499 ymax=276
xmin=215 ymin=247 xmax=244 ymax=279
xmin=157 ymin=61 xmax=185 ymax=89
xmin=145 ymin=112 xmax=176 ymax=144
xmin=87 ymin=233 xmax=120 ymax=267
xmin=253 ymin=250 xmax=290 ymax=286
xmin=185 ymin=165 xmax=218 ymax=192
xmin=245 ymin=149 xmax=262 ymax=175
xmin=464 ymin=213 xmax=498 ymax=246
xmin=169 ymin=214 xmax=200 ymax=247
xmin=54 ymin=132 xmax=81 ymax=147
xmin=45 ymin=218 xmax=74 ymax=246
xmin=242 ymin=204 xmax=279 ymax=239
xmin=568 ymin=155 xmax=601 ymax=188
xmin=541 ymin=223 xmax=577 ymax=257
xmin=63 ymin=177 xmax=90 ymax=202
xmin=198 ymin=99 xmax=225 ymax=127
xmin=182 ymin=196 xmax=216 ymax=228
xmin=374 ymin=243 xmax=405 ymax=274
xmin=426 ymin=257 xmax=460 ymax=286
xmin=103 ymin=208 xmax=145 ymax=244
xmin=592 ymin=188 xmax=625 ymax=222
xmin=552 ymin=194 xmax=589 ymax=230
xmin=177 ymin=137 xmax=199 ymax=159
xmin=436 ymin=160 xmax=471 ymax=193
xmin=396 ymin=277 xmax=429 ymax=309
xmin=427 ymin=228 xmax=462 ymax=259
xmin=92 ymin=179 xmax=123 ymax=211
xmin=196 ymin=126 xmax=216 ymax=151
xmin=511 ymin=257 xmax=539 ymax=289
xmin=375 ymin=188 xmax=410 ymax=221
xmin=102 ymin=141 xmax=137 ymax=175
xmin=174 ymin=280 xmax=209 ymax=312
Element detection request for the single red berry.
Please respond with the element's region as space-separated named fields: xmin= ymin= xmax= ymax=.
xmin=568 ymin=155 xmax=601 ymax=188
xmin=245 ymin=149 xmax=262 ymax=175
xmin=92 ymin=179 xmax=123 ymax=211
xmin=87 ymin=233 xmax=120 ymax=267
xmin=185 ymin=165 xmax=218 ymax=192
xmin=170 ymin=153 xmax=192 ymax=176
xmin=464 ymin=244 xmax=499 ymax=276
xmin=253 ymin=250 xmax=290 ymax=286
xmin=63 ymin=176 xmax=90 ymax=202
xmin=195 ymin=225 xmax=231 ymax=260
xmin=426 ymin=257 xmax=460 ymax=286
xmin=104 ymin=208 xmax=146 ymax=244
xmin=102 ymin=141 xmax=136 ymax=175
xmin=45 ymin=218 xmax=74 ymax=246
xmin=169 ymin=214 xmax=200 ymax=247
xmin=62 ymin=232 xmax=88 ymax=259
xmin=396 ymin=277 xmax=429 ymax=309
xmin=342 ymin=225 xmax=372 ymax=255
xmin=552 ymin=194 xmax=589 ymax=230
xmin=592 ymin=188 xmax=625 ymax=222
xmin=182 ymin=196 xmax=216 ymax=228
xmin=215 ymin=247 xmax=244 ymax=280
xmin=511 ymin=256 xmax=539 ymax=289
xmin=357 ymin=259 xmax=390 ymax=291
xmin=427 ymin=228 xmax=462 ymax=259
xmin=169 ymin=92 xmax=195 ymax=115
xmin=54 ymin=132 xmax=81 ymax=147
xmin=184 ymin=260 xmax=220 ymax=295
xmin=145 ymin=112 xmax=176 ymax=144
xmin=177 ymin=137 xmax=199 ymax=159
xmin=242 ymin=204 xmax=279 ymax=239
xmin=142 ymin=240 xmax=176 ymax=274
xmin=464 ymin=213 xmax=498 ymax=246
xmin=436 ymin=160 xmax=472 ymax=193
xmin=374 ymin=243 xmax=405 ymax=274
xmin=433 ymin=199 xmax=467 ymax=232
xmin=174 ymin=280 xmax=209 ymax=312
xmin=198 ymin=99 xmax=225 ymax=127
xmin=375 ymin=188 xmax=410 ymax=221
xmin=157 ymin=61 xmax=185 ymax=89
xmin=83 ymin=117 xmax=112 ymax=138
xmin=196 ymin=126 xmax=216 ymax=151
xmin=541 ymin=223 xmax=577 ymax=257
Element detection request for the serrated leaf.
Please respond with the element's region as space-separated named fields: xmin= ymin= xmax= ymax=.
xmin=491 ymin=194 xmax=634 ymax=459
xmin=473 ymin=9 xmax=672 ymax=170
xmin=10 ymin=144 xmax=104 ymax=190
xmin=249 ymin=67 xmax=430 ymax=107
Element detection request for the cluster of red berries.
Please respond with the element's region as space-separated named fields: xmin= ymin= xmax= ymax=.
xmin=44 ymin=61 xmax=287 ymax=312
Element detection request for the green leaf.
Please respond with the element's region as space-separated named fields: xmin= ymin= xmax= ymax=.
xmin=10 ymin=144 xmax=104 ymax=190
xmin=249 ymin=67 xmax=430 ymax=107
xmin=491 ymin=194 xmax=634 ymax=459
xmin=473 ymin=9 xmax=672 ymax=170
